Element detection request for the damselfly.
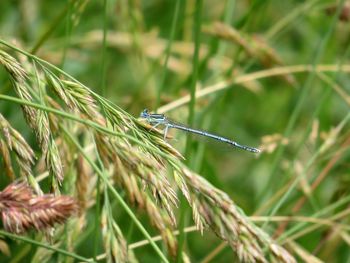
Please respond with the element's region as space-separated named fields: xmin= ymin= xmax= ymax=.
xmin=140 ymin=109 xmax=260 ymax=153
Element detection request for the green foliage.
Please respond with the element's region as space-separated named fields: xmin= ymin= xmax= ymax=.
xmin=0 ymin=0 xmax=349 ymax=262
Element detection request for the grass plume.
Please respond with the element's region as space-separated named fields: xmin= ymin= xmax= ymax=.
xmin=0 ymin=182 xmax=77 ymax=233
xmin=0 ymin=1 xmax=349 ymax=262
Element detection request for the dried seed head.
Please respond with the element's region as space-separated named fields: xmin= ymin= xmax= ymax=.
xmin=46 ymin=139 xmax=64 ymax=183
xmin=101 ymin=207 xmax=130 ymax=263
xmin=76 ymin=155 xmax=90 ymax=213
xmin=0 ymin=182 xmax=33 ymax=206
xmin=207 ymin=22 xmax=255 ymax=56
xmin=325 ymin=3 xmax=350 ymax=22
xmin=62 ymin=80 xmax=99 ymax=117
xmin=46 ymin=73 xmax=71 ymax=107
xmin=0 ymin=182 xmax=77 ymax=234
xmin=0 ymin=51 xmax=38 ymax=131
xmin=145 ymin=196 xmax=177 ymax=257
xmin=0 ymin=113 xmax=35 ymax=177
xmin=0 ymin=140 xmax=15 ymax=180
xmin=270 ymin=243 xmax=297 ymax=263
xmin=29 ymin=195 xmax=78 ymax=230
xmin=179 ymin=167 xmax=296 ymax=262
xmin=35 ymin=109 xmax=50 ymax=153
xmin=0 ymin=50 xmax=27 ymax=82
xmin=10 ymin=126 xmax=35 ymax=164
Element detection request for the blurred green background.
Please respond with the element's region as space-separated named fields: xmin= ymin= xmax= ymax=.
xmin=0 ymin=0 xmax=350 ymax=262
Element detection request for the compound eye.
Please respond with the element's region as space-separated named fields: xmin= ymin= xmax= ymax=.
xmin=140 ymin=109 xmax=149 ymax=118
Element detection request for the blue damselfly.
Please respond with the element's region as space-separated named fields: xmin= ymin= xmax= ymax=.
xmin=140 ymin=109 xmax=260 ymax=153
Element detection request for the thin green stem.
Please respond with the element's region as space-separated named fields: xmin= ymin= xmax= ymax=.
xmin=155 ymin=0 xmax=182 ymax=111
xmin=234 ymin=0 xmax=267 ymax=29
xmin=94 ymin=171 xmax=101 ymax=260
xmin=0 ymin=230 xmax=94 ymax=262
xmin=62 ymin=128 xmax=170 ymax=263
xmin=262 ymin=110 xmax=350 ymax=230
xmin=100 ymin=0 xmax=108 ymax=96
xmin=260 ymin=0 xmax=346 ymax=225
xmin=278 ymin=194 xmax=350 ymax=243
xmin=30 ymin=3 xmax=71 ymax=54
xmin=265 ymin=0 xmax=319 ymax=40
xmin=60 ymin=0 xmax=73 ymax=69
xmin=0 ymin=39 xmax=127 ymax=119
xmin=0 ymin=94 xmax=176 ymax=162
xmin=178 ymin=1 xmax=203 ymax=261
xmin=272 ymin=43 xmax=350 ymax=218
xmin=185 ymin=0 xmax=202 ymax=140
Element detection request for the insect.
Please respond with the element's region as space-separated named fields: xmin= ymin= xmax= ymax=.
xmin=140 ymin=109 xmax=260 ymax=153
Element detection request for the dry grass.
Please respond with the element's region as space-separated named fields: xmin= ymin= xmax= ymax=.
xmin=0 ymin=1 xmax=349 ymax=262
xmin=0 ymin=182 xmax=77 ymax=233
xmin=0 ymin=46 xmax=296 ymax=262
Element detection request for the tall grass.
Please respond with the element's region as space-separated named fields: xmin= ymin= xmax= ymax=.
xmin=0 ymin=1 xmax=349 ymax=262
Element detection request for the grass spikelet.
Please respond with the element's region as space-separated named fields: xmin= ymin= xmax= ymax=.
xmin=205 ymin=22 xmax=295 ymax=84
xmin=8 ymin=125 xmax=35 ymax=164
xmin=0 ymin=46 xmax=297 ymax=261
xmin=0 ymin=182 xmax=77 ymax=233
xmin=0 ymin=140 xmax=15 ymax=180
xmin=0 ymin=113 xmax=35 ymax=178
xmin=75 ymin=154 xmax=91 ymax=213
xmin=110 ymin=151 xmax=178 ymax=254
xmin=45 ymin=73 xmax=71 ymax=109
xmin=92 ymin=126 xmax=179 ymax=255
xmin=94 ymin=131 xmax=178 ymax=211
xmin=180 ymin=167 xmax=296 ymax=262
xmin=29 ymin=195 xmax=77 ymax=230
xmin=1 ymin=1 xmax=349 ymax=262
xmin=45 ymin=70 xmax=100 ymax=120
xmin=269 ymin=243 xmax=297 ymax=263
xmin=136 ymin=120 xmax=184 ymax=159
xmin=0 ymin=50 xmax=27 ymax=81
xmin=206 ymin=22 xmax=254 ymax=56
xmin=0 ymin=50 xmax=37 ymax=127
xmin=101 ymin=204 xmax=130 ymax=263
xmin=35 ymin=106 xmax=50 ymax=154
xmin=61 ymin=80 xmax=99 ymax=118
xmin=113 ymin=156 xmax=144 ymax=205
xmin=260 ymin=134 xmax=289 ymax=154
xmin=0 ymin=239 xmax=10 ymax=257
xmin=46 ymin=138 xmax=64 ymax=184
xmin=144 ymin=194 xmax=177 ymax=257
